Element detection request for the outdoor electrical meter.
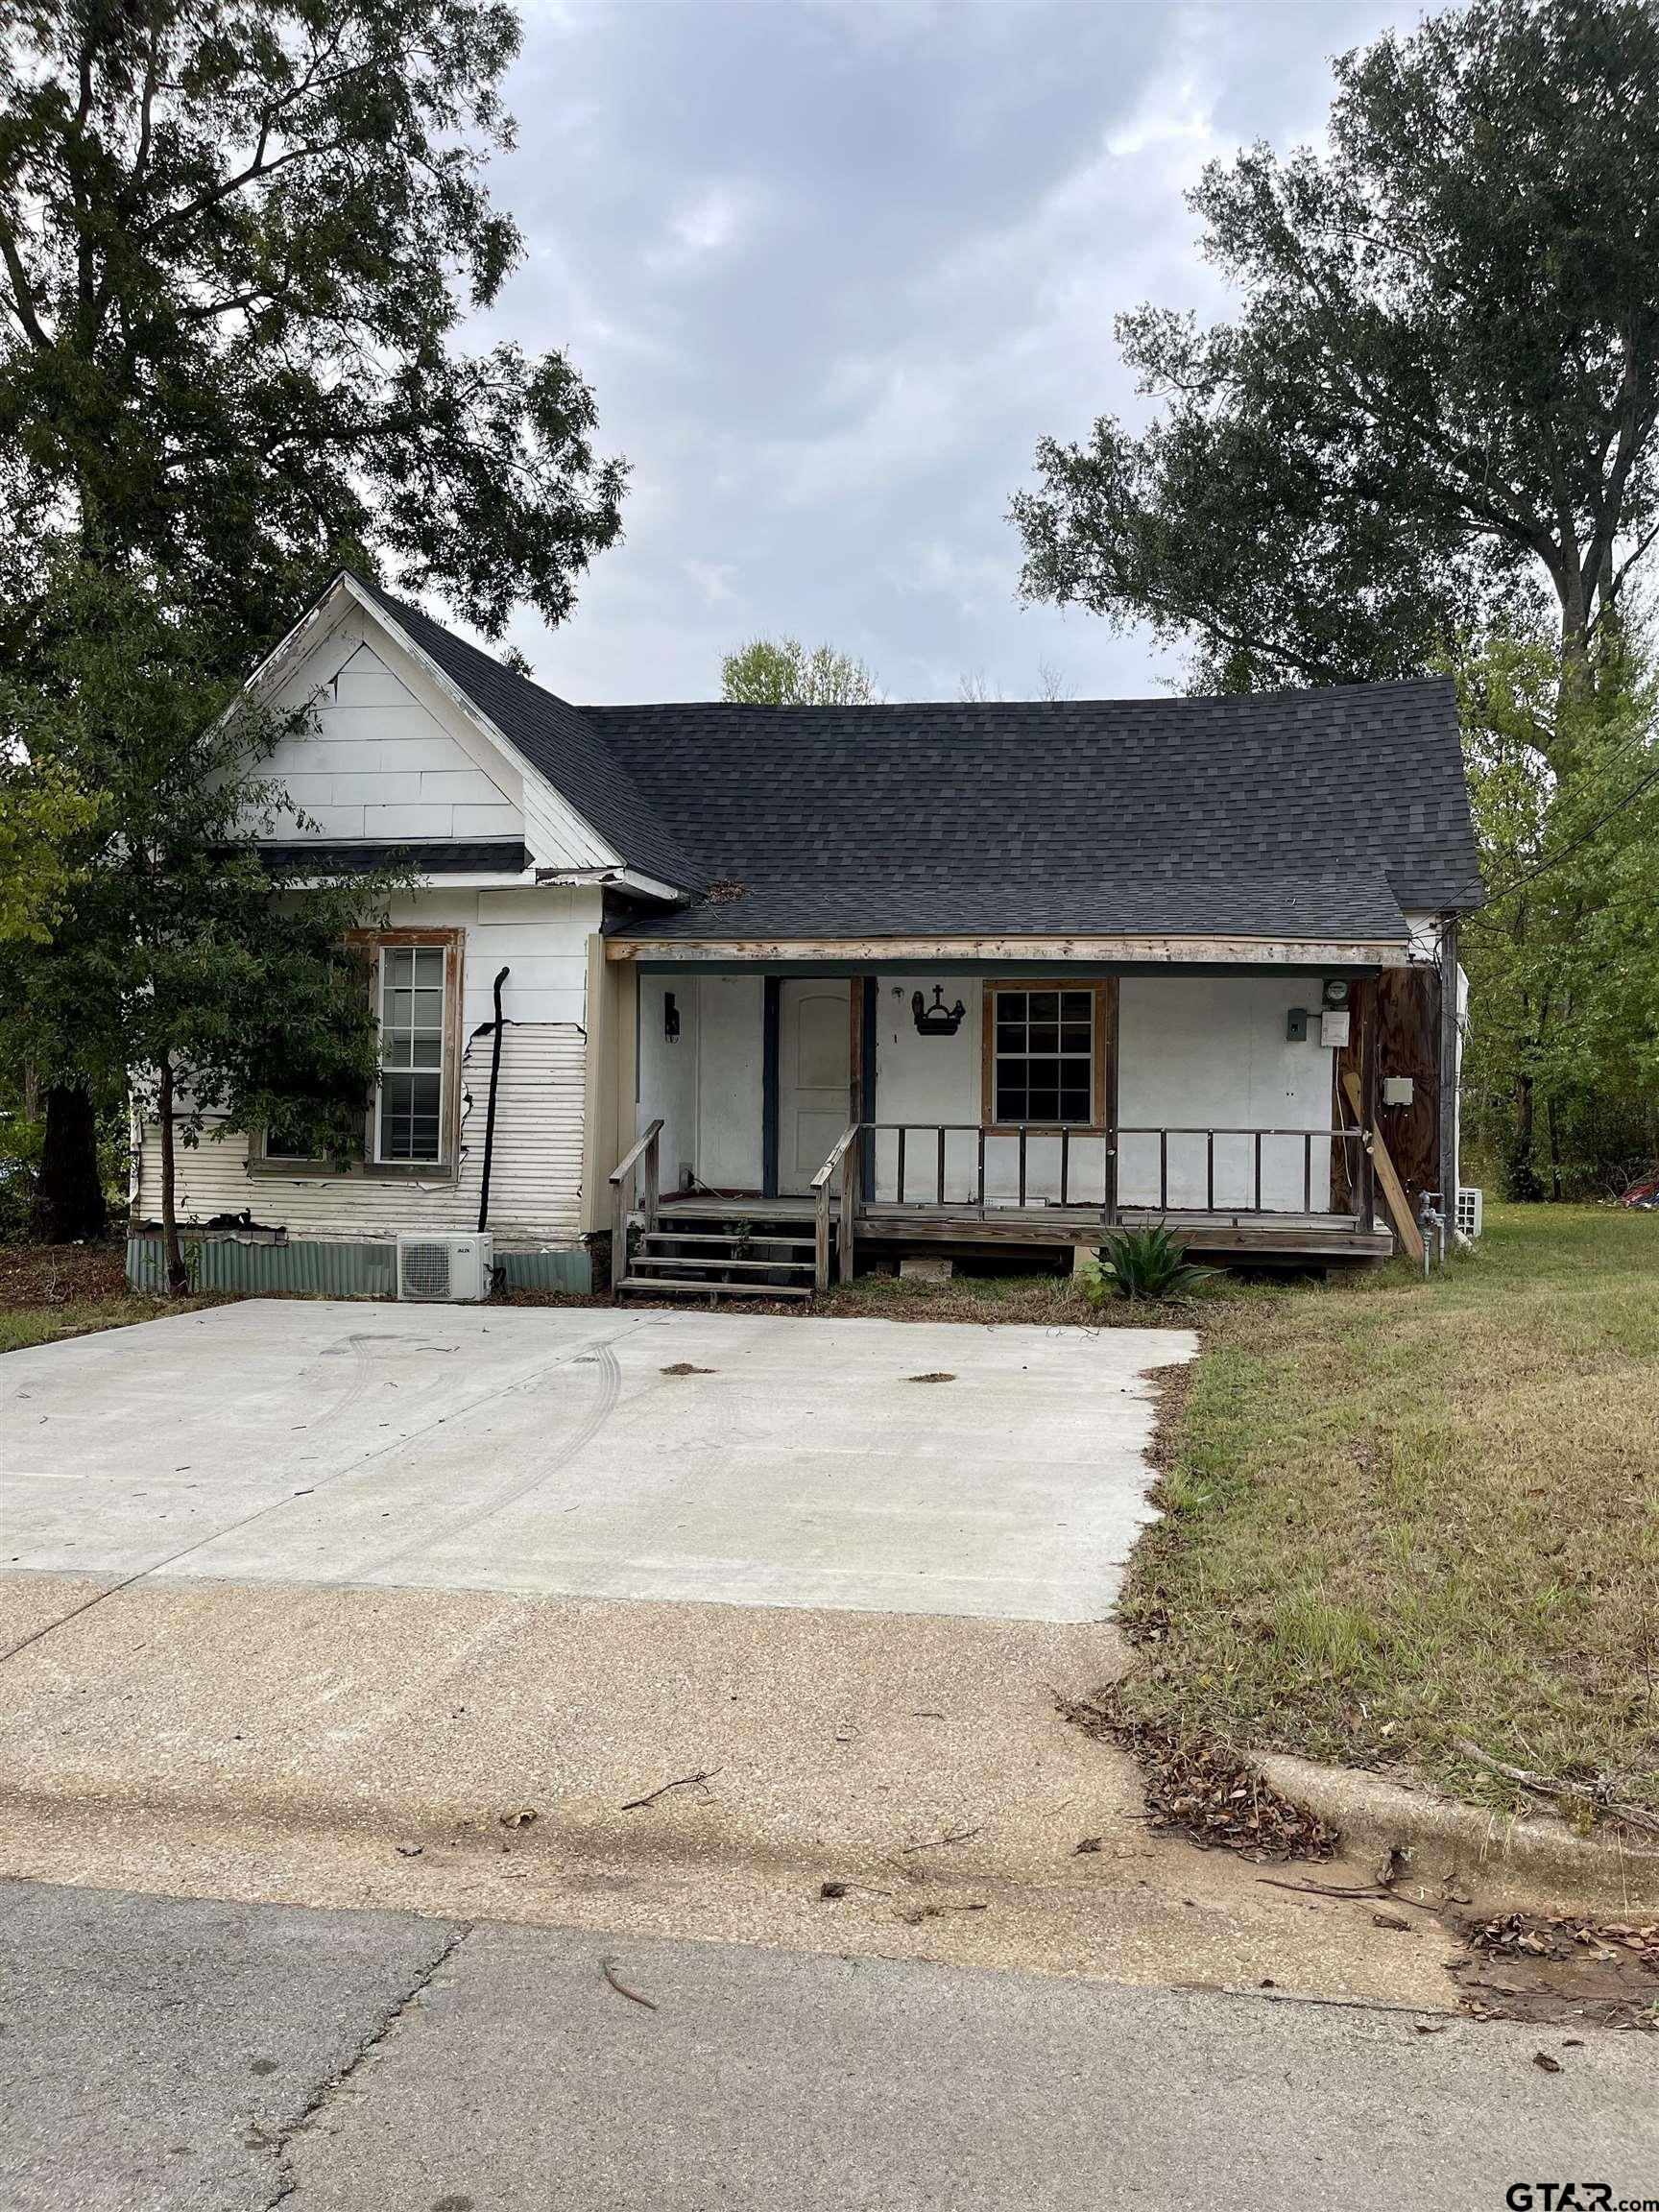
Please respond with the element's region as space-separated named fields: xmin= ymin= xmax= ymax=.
xmin=1321 ymin=978 xmax=1353 ymax=1012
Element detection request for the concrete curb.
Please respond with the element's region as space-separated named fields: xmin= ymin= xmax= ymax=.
xmin=1261 ymin=1752 xmax=1659 ymax=1914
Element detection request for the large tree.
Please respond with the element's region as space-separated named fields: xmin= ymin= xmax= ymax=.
xmin=1013 ymin=0 xmax=1659 ymax=719
xmin=0 ymin=0 xmax=625 ymax=1231
xmin=0 ymin=558 xmax=409 ymax=1285
xmin=1456 ymin=626 xmax=1659 ymax=1198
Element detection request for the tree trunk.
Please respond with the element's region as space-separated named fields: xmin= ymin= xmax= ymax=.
xmin=1508 ymin=1067 xmax=1544 ymax=1203
xmin=156 ymin=1056 xmax=189 ymax=1297
xmin=30 ymin=1083 xmax=107 ymax=1242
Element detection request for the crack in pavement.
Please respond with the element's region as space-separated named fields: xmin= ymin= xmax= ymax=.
xmin=260 ymin=1918 xmax=474 ymax=2208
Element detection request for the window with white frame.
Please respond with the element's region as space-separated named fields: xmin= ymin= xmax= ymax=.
xmin=991 ymin=987 xmax=1095 ymax=1125
xmin=376 ymin=944 xmax=447 ymax=1163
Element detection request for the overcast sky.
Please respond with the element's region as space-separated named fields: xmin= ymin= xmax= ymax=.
xmin=477 ymin=0 xmax=1416 ymax=704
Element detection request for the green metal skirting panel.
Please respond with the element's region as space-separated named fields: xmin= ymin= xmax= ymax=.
xmin=126 ymin=1236 xmax=592 ymax=1297
xmin=497 ymin=1248 xmax=592 ymax=1293
xmin=126 ymin=1235 xmax=396 ymax=1296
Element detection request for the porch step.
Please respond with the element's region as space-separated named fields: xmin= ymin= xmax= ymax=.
xmin=616 ymin=1275 xmax=812 ymax=1301
xmin=629 ymin=1254 xmax=815 ymax=1277
xmin=637 ymin=1230 xmax=816 ymax=1251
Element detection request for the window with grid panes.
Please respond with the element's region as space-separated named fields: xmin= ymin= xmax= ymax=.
xmin=992 ymin=987 xmax=1094 ymax=1125
xmin=376 ymin=945 xmax=447 ymax=1162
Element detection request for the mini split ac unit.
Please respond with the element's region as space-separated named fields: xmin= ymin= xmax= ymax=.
xmin=397 ymin=1232 xmax=493 ymax=1302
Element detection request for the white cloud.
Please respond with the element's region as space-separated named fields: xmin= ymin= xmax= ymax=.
xmin=644 ymin=180 xmax=762 ymax=275
xmin=683 ymin=557 xmax=742 ymax=610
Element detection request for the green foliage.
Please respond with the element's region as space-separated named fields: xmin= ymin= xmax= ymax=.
xmin=0 ymin=0 xmax=625 ymax=652
xmin=0 ymin=756 xmax=99 ymax=944
xmin=720 ymin=637 xmax=881 ymax=707
xmin=0 ymin=559 xmax=414 ymax=1281
xmin=0 ymin=1112 xmax=41 ymax=1240
xmin=1085 ymin=1224 xmax=1217 ymax=1303
xmin=1013 ymin=0 xmax=1659 ymax=703
xmin=0 ymin=0 xmax=625 ymax=1233
xmin=1457 ymin=626 xmax=1659 ymax=1198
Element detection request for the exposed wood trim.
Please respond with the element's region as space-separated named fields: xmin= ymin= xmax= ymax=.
xmin=855 ymin=1213 xmax=1392 ymax=1259
xmin=979 ymin=975 xmax=1112 ymax=1134
xmin=1356 ymin=978 xmax=1381 ymax=1240
xmin=761 ymin=975 xmax=781 ymax=1200
xmin=848 ymin=970 xmax=866 ymax=1125
xmin=606 ymin=934 xmax=1413 ymax=967
xmin=1437 ymin=914 xmax=1460 ymax=1205
xmin=1342 ymin=1069 xmax=1423 ymax=1262
xmin=535 ymin=866 xmax=686 ymax=902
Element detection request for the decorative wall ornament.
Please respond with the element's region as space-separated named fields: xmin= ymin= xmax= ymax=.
xmin=911 ymin=985 xmax=966 ymax=1038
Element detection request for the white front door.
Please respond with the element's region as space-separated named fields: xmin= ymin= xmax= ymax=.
xmin=778 ymin=979 xmax=851 ymax=1195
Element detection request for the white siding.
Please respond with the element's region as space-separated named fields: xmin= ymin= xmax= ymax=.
xmin=1118 ymin=975 xmax=1335 ymax=1211
xmin=637 ymin=972 xmax=764 ymax=1193
xmin=134 ymin=887 xmax=601 ymax=1250
xmin=261 ymin=638 xmax=524 ymax=844
xmin=869 ymin=974 xmax=984 ymax=1203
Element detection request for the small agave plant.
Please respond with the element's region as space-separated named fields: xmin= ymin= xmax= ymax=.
xmin=1085 ymin=1223 xmax=1216 ymax=1303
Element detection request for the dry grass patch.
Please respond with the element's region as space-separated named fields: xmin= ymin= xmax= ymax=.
xmin=1116 ymin=1204 xmax=1659 ymax=1828
xmin=0 ymin=1240 xmax=225 ymax=1353
xmin=817 ymin=1267 xmax=1219 ymax=1329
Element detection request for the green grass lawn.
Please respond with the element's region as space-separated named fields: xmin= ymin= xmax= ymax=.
xmin=1114 ymin=1204 xmax=1659 ymax=1828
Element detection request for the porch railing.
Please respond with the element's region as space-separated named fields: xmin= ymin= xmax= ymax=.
xmin=862 ymin=1121 xmax=1369 ymax=1216
xmin=811 ymin=1121 xmax=861 ymax=1291
xmin=608 ymin=1117 xmax=662 ymax=1292
xmin=807 ymin=1119 xmax=1376 ymax=1290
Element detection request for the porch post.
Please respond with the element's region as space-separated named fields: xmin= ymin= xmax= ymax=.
xmin=847 ymin=973 xmax=866 ymax=1126
xmin=1101 ymin=976 xmax=1120 ymax=1226
xmin=838 ymin=1140 xmax=857 ymax=1285
xmin=1358 ymin=974 xmax=1380 ymax=1232
xmin=1437 ymin=916 xmax=1460 ymax=1212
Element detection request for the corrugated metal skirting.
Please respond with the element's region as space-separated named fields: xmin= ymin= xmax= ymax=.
xmin=126 ymin=1236 xmax=591 ymax=1297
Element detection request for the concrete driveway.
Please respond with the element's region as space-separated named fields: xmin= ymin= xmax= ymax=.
xmin=1 ymin=1300 xmax=1191 ymax=1623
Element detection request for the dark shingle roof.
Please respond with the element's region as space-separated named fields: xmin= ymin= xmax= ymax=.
xmin=351 ymin=574 xmax=694 ymax=888
xmin=585 ymin=682 xmax=1481 ymax=942
xmin=343 ymin=576 xmax=1481 ymax=941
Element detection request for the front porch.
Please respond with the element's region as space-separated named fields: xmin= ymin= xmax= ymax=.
xmin=606 ymin=962 xmax=1416 ymax=1294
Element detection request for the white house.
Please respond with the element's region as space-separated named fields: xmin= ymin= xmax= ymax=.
xmin=129 ymin=569 xmax=1482 ymax=1298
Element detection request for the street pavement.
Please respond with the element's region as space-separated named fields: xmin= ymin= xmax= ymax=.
xmin=3 ymin=1878 xmax=1654 ymax=2212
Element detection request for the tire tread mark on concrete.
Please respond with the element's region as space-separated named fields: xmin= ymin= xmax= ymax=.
xmin=0 ymin=1326 xmax=646 ymax=1667
xmin=363 ymin=1335 xmax=630 ymax=1577
xmin=260 ymin=1918 xmax=472 ymax=2208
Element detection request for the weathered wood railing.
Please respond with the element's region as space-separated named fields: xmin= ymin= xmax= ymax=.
xmin=811 ymin=1122 xmax=861 ymax=1291
xmin=608 ymin=1117 xmax=662 ymax=1294
xmin=854 ymin=1121 xmax=1373 ymax=1220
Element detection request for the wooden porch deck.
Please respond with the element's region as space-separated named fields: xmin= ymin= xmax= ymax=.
xmin=657 ymin=1191 xmax=1391 ymax=1263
